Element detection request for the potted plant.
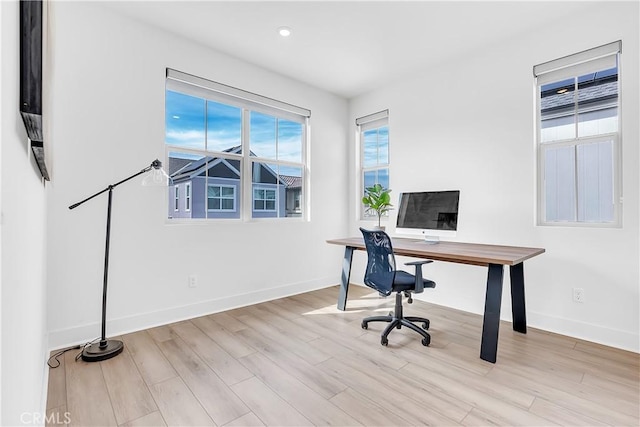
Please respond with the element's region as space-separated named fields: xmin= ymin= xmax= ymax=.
xmin=362 ymin=183 xmax=393 ymax=229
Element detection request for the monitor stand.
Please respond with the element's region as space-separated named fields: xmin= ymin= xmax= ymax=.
xmin=422 ymin=234 xmax=440 ymax=245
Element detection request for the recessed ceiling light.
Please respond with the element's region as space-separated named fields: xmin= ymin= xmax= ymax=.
xmin=278 ymin=26 xmax=292 ymax=37
xmin=557 ymin=88 xmax=568 ymax=94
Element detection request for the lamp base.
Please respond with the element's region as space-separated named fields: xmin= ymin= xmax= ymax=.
xmin=81 ymin=339 xmax=124 ymax=362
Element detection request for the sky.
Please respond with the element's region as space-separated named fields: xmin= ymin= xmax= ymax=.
xmin=362 ymin=126 xmax=389 ymax=191
xmin=166 ymin=90 xmax=303 ymax=171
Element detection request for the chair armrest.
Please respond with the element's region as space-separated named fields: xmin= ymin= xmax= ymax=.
xmin=404 ymin=260 xmax=433 ymax=294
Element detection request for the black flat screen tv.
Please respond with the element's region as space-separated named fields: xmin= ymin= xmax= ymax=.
xmin=20 ymin=0 xmax=49 ymax=180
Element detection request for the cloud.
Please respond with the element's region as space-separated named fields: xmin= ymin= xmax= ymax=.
xmin=166 ymin=129 xmax=205 ymax=149
xmin=166 ymin=128 xmax=243 ymax=152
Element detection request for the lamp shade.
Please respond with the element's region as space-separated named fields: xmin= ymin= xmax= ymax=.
xmin=142 ymin=161 xmax=171 ymax=186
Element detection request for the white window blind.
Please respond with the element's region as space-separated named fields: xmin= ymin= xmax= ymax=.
xmin=166 ymin=69 xmax=311 ymax=121
xmin=356 ymin=109 xmax=389 ymax=130
xmin=534 ymin=41 xmax=621 ymax=84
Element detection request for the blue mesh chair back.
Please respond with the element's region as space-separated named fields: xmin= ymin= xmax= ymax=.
xmin=360 ymin=228 xmax=397 ymax=296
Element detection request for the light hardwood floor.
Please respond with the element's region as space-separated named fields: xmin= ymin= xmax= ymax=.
xmin=46 ymin=285 xmax=640 ymax=426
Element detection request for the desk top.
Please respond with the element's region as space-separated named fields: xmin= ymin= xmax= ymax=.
xmin=327 ymin=237 xmax=545 ymax=267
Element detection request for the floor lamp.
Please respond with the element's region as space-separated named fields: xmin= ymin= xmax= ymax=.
xmin=69 ymin=159 xmax=170 ymax=362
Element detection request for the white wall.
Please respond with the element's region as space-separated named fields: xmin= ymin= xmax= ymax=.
xmin=46 ymin=2 xmax=350 ymax=348
xmin=1 ymin=2 xmax=4 ymax=421
xmin=1 ymin=1 xmax=50 ymax=424
xmin=349 ymin=2 xmax=639 ymax=352
xmin=1 ymin=3 xmax=3 ymax=422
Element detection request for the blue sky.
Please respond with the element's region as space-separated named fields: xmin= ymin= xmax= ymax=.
xmin=166 ymin=91 xmax=240 ymax=151
xmin=166 ymin=90 xmax=302 ymax=169
xmin=250 ymin=112 xmax=302 ymax=162
xmin=363 ymin=168 xmax=389 ymax=190
xmin=363 ymin=126 xmax=388 ymax=168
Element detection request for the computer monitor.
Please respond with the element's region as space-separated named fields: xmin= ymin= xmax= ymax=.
xmin=396 ymin=190 xmax=460 ymax=244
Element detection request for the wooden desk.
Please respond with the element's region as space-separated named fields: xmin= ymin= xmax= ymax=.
xmin=327 ymin=237 xmax=545 ymax=363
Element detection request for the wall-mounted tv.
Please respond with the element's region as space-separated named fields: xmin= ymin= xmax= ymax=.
xmin=20 ymin=0 xmax=49 ymax=180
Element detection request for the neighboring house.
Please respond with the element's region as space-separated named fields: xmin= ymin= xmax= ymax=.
xmin=540 ymin=68 xmax=618 ymax=130
xmin=279 ymin=174 xmax=303 ymax=217
xmin=168 ymin=146 xmax=301 ymax=219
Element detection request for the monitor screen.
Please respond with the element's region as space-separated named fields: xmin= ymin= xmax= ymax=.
xmin=396 ymin=191 xmax=460 ymax=231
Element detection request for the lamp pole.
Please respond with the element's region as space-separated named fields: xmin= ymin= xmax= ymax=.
xmin=69 ymin=160 xmax=164 ymax=362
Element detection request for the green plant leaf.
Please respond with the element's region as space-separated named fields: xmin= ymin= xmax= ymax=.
xmin=362 ymin=184 xmax=393 ymax=221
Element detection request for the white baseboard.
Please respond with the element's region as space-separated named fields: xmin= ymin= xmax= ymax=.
xmin=48 ymin=277 xmax=336 ymax=351
xmin=363 ymin=280 xmax=639 ymax=353
xmin=527 ymin=310 xmax=639 ymax=353
xmin=48 ymin=278 xmax=639 ymax=354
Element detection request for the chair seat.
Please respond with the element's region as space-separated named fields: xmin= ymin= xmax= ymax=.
xmin=392 ymin=271 xmax=436 ymax=293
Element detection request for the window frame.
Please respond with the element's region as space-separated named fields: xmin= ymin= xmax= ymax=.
xmin=356 ymin=110 xmax=390 ymax=221
xmin=185 ymin=182 xmax=191 ymax=212
xmin=207 ymin=184 xmax=237 ymax=212
xmin=165 ymin=69 xmax=310 ymax=222
xmin=534 ymin=41 xmax=622 ymax=228
xmin=253 ymin=186 xmax=278 ymax=212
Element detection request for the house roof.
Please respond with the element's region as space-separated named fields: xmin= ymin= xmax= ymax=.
xmin=169 ymin=146 xmax=303 ymax=187
xmin=541 ymin=79 xmax=617 ymax=114
xmin=280 ymin=175 xmax=302 ymax=189
xmin=170 ymin=146 xmax=242 ymax=181
xmin=168 ymin=157 xmax=193 ymax=176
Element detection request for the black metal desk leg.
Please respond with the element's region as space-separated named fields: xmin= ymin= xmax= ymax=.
xmin=337 ymin=246 xmax=354 ymax=311
xmin=480 ymin=263 xmax=504 ymax=363
xmin=510 ymin=262 xmax=527 ymax=334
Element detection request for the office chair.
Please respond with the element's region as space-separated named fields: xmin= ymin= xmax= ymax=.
xmin=359 ymin=228 xmax=436 ymax=346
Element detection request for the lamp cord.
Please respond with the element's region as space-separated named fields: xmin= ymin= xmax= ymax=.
xmin=47 ymin=337 xmax=101 ymax=368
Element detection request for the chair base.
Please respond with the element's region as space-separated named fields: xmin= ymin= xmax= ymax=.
xmin=361 ymin=292 xmax=431 ymax=346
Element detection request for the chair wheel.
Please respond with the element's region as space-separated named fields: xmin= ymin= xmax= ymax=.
xmin=421 ymin=336 xmax=431 ymax=346
xmin=361 ymin=321 xmax=368 ymax=330
xmin=423 ymin=320 xmax=430 ymax=330
xmin=381 ymin=337 xmax=388 ymax=346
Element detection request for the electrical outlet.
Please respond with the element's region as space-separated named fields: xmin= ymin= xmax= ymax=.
xmin=188 ymin=274 xmax=198 ymax=288
xmin=573 ymin=288 xmax=585 ymax=303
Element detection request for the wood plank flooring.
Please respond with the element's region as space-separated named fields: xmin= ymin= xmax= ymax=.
xmin=46 ymin=285 xmax=640 ymax=426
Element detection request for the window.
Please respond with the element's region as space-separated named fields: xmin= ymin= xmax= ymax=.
xmin=185 ymin=183 xmax=191 ymax=211
xmin=208 ymin=185 xmax=236 ymax=211
xmin=253 ymin=188 xmax=277 ymax=211
xmin=357 ymin=110 xmax=389 ymax=219
xmin=534 ymin=41 xmax=621 ymax=226
xmin=165 ymin=69 xmax=310 ymax=220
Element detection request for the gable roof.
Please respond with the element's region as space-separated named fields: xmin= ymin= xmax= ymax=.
xmin=170 ymin=146 xmax=242 ymax=182
xmin=170 ymin=146 xmax=288 ymax=186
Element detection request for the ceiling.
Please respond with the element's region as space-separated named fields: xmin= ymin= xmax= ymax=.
xmin=100 ymin=1 xmax=590 ymax=99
